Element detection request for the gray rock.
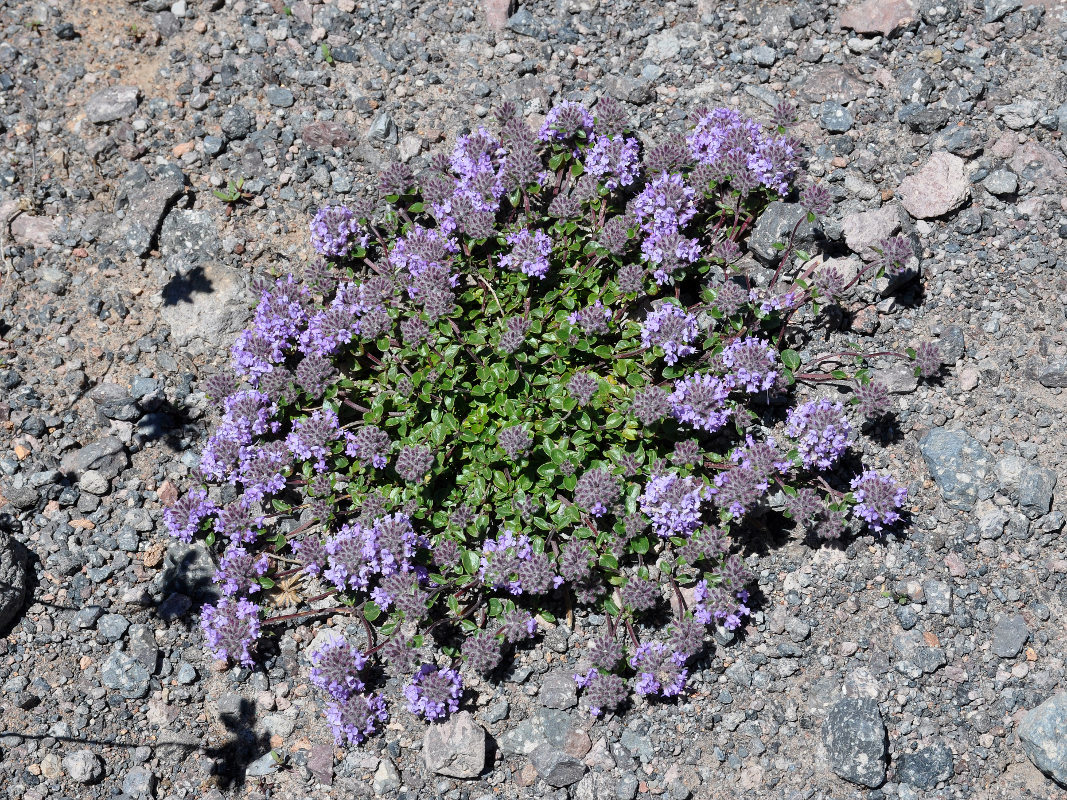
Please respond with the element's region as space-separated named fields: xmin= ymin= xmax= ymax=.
xmin=162 ymin=543 xmax=219 ymax=601
xmin=819 ymin=101 xmax=854 ymax=132
xmin=616 ymin=773 xmax=640 ymax=800
xmin=368 ymin=112 xmax=398 ymax=144
xmin=506 ymin=8 xmax=546 ymax=39
xmin=98 ymin=614 xmax=130 ymax=642
xmin=122 ymin=766 xmax=157 ymax=798
xmin=938 ymin=325 xmax=966 ymax=363
xmin=0 ymin=533 xmax=27 ymax=630
xmin=118 ymin=173 xmax=186 ymax=257
xmin=220 ymin=105 xmax=254 ymax=140
xmin=898 ymin=67 xmax=935 ymax=104
xmin=983 ymin=169 xmax=1018 ymax=196
xmin=60 ymin=437 xmax=128 ymax=480
xmin=748 ymin=202 xmax=822 ymax=263
xmin=79 ymin=469 xmax=110 ymax=495
xmin=1020 ymin=693 xmax=1067 ymax=786
xmin=874 ymin=362 xmax=918 ymax=394
xmin=1019 ymin=466 xmax=1056 ymax=519
xmin=484 ymin=698 xmax=509 ymax=723
xmin=421 ymin=710 xmax=487 ymax=778
xmin=3 ymin=484 xmax=36 ymax=510
xmin=897 ymin=742 xmax=954 ymax=789
xmin=822 ymin=697 xmax=887 ymax=788
xmin=892 ymin=630 xmax=947 ymax=676
xmin=642 ymin=31 xmax=680 ymax=63
xmin=175 ymin=662 xmax=197 ymax=685
xmin=264 ymin=86 xmax=295 ymax=108
xmin=936 ymin=126 xmax=984 ymax=158
xmin=159 ymin=208 xmax=220 ymax=268
xmin=530 ymin=744 xmax=586 ymax=787
xmin=898 ymin=104 xmax=950 ymax=134
xmin=372 ymin=758 xmax=401 ymax=794
xmin=923 ymin=581 xmax=952 ymax=615
xmin=540 ymin=671 xmax=578 ymax=709
xmin=102 ymin=649 xmax=151 ymax=699
xmin=128 ymin=623 xmax=160 ymax=672
xmin=985 ymin=0 xmax=1022 ymax=22
xmin=991 ymin=613 xmax=1029 ymax=659
xmin=751 ymin=45 xmax=776 ymax=66
xmin=919 ymin=428 xmax=993 ymax=510
xmin=1037 ymin=361 xmax=1067 ymax=389
xmin=245 ymin=752 xmax=280 ymax=777
xmin=995 ymin=99 xmax=1044 ymax=131
xmin=63 ymin=749 xmax=104 ymax=784
xmin=75 ymin=606 xmax=104 ymax=628
xmin=499 ymin=709 xmax=575 ymax=756
xmin=86 ymin=85 xmax=140 ymax=124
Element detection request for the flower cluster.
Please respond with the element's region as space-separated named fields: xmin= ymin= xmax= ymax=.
xmin=167 ymin=96 xmax=933 ymax=746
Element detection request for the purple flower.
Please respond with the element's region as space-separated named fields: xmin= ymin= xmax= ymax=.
xmin=479 ymin=530 xmax=533 ymax=594
xmin=686 ymin=108 xmax=797 ymax=196
xmin=286 ymin=408 xmax=342 ymax=472
xmin=310 ymin=637 xmax=368 ymax=700
xmin=574 ymin=668 xmax=628 ymax=717
xmin=850 ymin=470 xmax=907 ymax=532
xmin=720 ymin=337 xmax=778 ymax=393
xmin=499 ymin=228 xmax=553 ymax=280
xmin=324 ymin=693 xmax=388 ymax=746
xmin=631 ymin=385 xmax=670 ymax=425
xmin=405 ymin=664 xmax=463 ymax=721
xmin=345 ymin=425 xmax=391 ymax=470
xmin=574 ymin=468 xmax=620 ymax=517
xmin=462 ymin=632 xmax=503 ymax=676
xmin=569 ymin=300 xmax=612 ymax=337
xmin=501 ymin=608 xmax=538 ymax=642
xmin=568 ymin=372 xmax=599 ymax=406
xmin=786 ymin=398 xmax=851 ymax=471
xmin=539 ymin=100 xmax=594 ymax=146
xmin=323 ymin=522 xmax=378 ymax=591
xmin=630 ymin=643 xmax=689 ymax=698
xmin=164 ymin=488 xmax=218 ymax=543
xmin=693 ymin=581 xmax=751 ymax=630
xmin=855 ymin=380 xmax=890 ymax=419
xmin=584 ymin=133 xmax=640 ymax=190
xmin=216 ymin=547 xmax=269 ymax=596
xmin=310 ymin=205 xmax=367 ymax=258
xmin=213 ymin=502 xmax=263 ymax=545
xmin=640 ymin=472 xmax=710 ymax=538
xmin=641 ymin=303 xmax=699 ymax=366
xmin=201 ymin=597 xmax=260 ymax=667
xmin=711 ymin=466 xmax=767 ymax=520
xmin=669 ymin=373 xmax=731 ymax=433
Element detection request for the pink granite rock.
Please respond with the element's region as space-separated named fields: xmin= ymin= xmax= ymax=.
xmin=840 ymin=0 xmax=918 ymax=36
xmin=484 ymin=0 xmax=517 ymax=30
xmin=898 ymin=152 xmax=970 ymax=219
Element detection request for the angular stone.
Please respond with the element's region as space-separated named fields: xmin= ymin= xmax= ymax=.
xmin=991 ymin=613 xmax=1029 ymax=659
xmin=819 ymin=101 xmax=854 ymax=133
xmin=748 ymin=202 xmax=822 ymax=263
xmin=118 ymin=173 xmax=186 ymax=256
xmin=86 ymin=85 xmax=140 ymax=124
xmin=530 ymin=744 xmax=587 ymax=788
xmin=162 ymin=543 xmax=219 ymax=602
xmin=873 ymin=362 xmax=917 ymax=394
xmin=264 ymin=86 xmax=294 ymax=108
xmin=539 ymin=671 xmax=578 ymax=710
xmin=995 ymin=100 xmax=1044 ymax=131
xmin=372 ymin=758 xmax=401 ymax=794
xmin=799 ymin=66 xmax=862 ymax=104
xmin=307 ymin=743 xmax=334 ymax=785
xmin=159 ymin=257 xmax=246 ymax=349
xmin=421 ymin=710 xmax=487 ymax=778
xmin=840 ymin=0 xmax=917 ymax=36
xmin=983 ymin=169 xmax=1018 ymax=196
xmin=897 ymin=67 xmax=935 ymax=104
xmin=1020 ymin=693 xmax=1067 ymax=787
xmin=1019 ymin=466 xmax=1057 ymax=519
xmin=368 ymin=112 xmax=398 ymax=144
xmin=1011 ymin=142 xmax=1067 ymax=192
xmin=220 ymin=105 xmax=253 ymax=140
xmin=898 ymin=152 xmax=970 ymax=219
xmin=897 ymin=742 xmax=954 ymax=789
xmin=301 ymin=121 xmax=351 ymax=149
xmin=985 ymin=0 xmax=1021 ymax=20
xmin=842 ymin=205 xmax=902 ymax=261
xmin=102 ymin=649 xmax=151 ymax=699
xmin=919 ymin=428 xmax=993 ymax=510
xmin=122 ymin=765 xmax=157 ymax=798
xmin=642 ymin=31 xmax=681 ymax=63
xmin=483 ymin=0 xmax=517 ymax=30
xmin=60 ymin=437 xmax=128 ymax=480
xmin=822 ymin=697 xmax=887 ymax=788
xmin=499 ymin=709 xmax=576 ymax=756
xmin=0 ymin=532 xmax=27 ymax=630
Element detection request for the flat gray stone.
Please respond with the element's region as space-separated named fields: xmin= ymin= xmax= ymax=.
xmin=842 ymin=205 xmax=902 ymax=261
xmin=748 ymin=201 xmax=822 ymax=263
xmin=991 ymin=613 xmax=1029 ymax=659
xmin=264 ymin=86 xmax=295 ymax=108
xmin=86 ymin=85 xmax=140 ymax=123
xmin=117 ymin=174 xmax=186 ymax=257
xmin=1020 ymin=693 xmax=1067 ymax=786
xmin=819 ymin=101 xmax=854 ymax=133
xmin=897 ymin=742 xmax=954 ymax=789
xmin=530 ymin=743 xmax=587 ymax=788
xmin=983 ymin=169 xmax=1018 ymax=196
xmin=421 ymin=710 xmax=487 ymax=778
xmin=122 ymin=765 xmax=157 ymax=798
xmin=102 ymin=649 xmax=151 ymax=699
xmin=60 ymin=437 xmax=128 ymax=480
xmin=498 ymin=709 xmax=575 ymax=756
xmin=372 ymin=758 xmax=401 ymax=794
xmin=539 ymin=671 xmax=578 ymax=709
xmin=919 ymin=428 xmax=993 ymax=511
xmin=822 ymin=697 xmax=887 ymax=788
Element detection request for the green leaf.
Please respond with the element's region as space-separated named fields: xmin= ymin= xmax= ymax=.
xmin=271 ymin=498 xmax=292 ymax=512
xmin=258 ymin=576 xmax=276 ymax=590
xmin=599 ymin=552 xmax=619 ymax=570
xmin=781 ymin=349 xmax=801 ymax=371
xmin=461 ymin=549 xmax=480 ymax=575
xmin=631 ymin=536 xmax=650 ymax=555
xmin=539 ymin=611 xmax=556 ymax=624
xmin=602 ymin=598 xmax=620 ymax=616
xmin=830 ymin=369 xmax=848 ymax=380
xmin=363 ymin=601 xmax=382 ymax=622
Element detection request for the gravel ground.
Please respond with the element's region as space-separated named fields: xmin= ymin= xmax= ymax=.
xmin=1 ymin=0 xmax=1067 ymax=798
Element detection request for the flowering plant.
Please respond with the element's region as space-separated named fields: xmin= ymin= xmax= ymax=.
xmin=167 ymin=97 xmax=938 ymax=740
